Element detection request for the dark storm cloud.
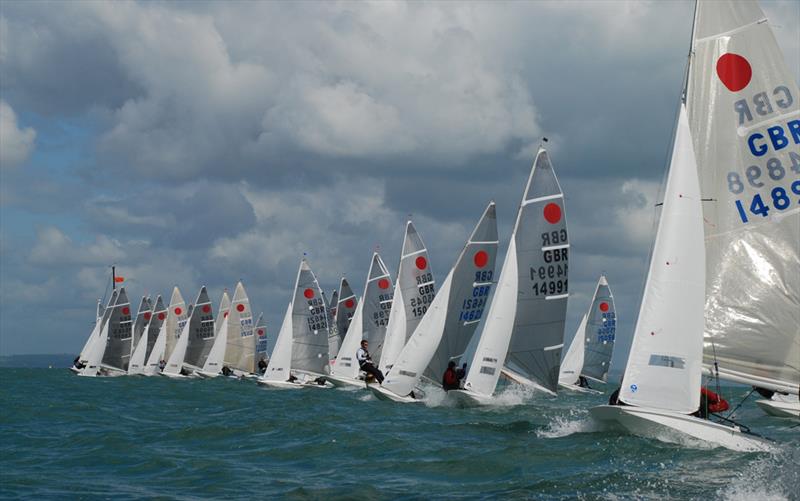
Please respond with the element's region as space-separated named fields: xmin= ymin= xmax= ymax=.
xmin=0 ymin=0 xmax=797 ymax=358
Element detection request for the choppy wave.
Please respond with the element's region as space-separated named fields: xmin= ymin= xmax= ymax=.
xmin=1 ymin=368 xmax=798 ymax=499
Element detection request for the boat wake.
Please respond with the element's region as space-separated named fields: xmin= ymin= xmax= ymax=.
xmin=720 ymin=452 xmax=797 ymax=501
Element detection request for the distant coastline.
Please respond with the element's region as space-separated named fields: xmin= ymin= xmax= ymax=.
xmin=0 ymin=354 xmax=75 ymax=368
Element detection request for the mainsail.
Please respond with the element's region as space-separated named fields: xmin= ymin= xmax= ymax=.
xmin=379 ymin=221 xmax=435 ymax=375
xmin=224 ymin=281 xmax=256 ymax=373
xmin=619 ymin=104 xmax=705 ymax=414
xmin=262 ymin=303 xmax=293 ymax=381
xmin=78 ymin=292 xmax=116 ymax=363
xmin=463 ymin=147 xmax=569 ymax=396
xmin=581 ymin=276 xmax=617 ymax=382
xmin=130 ymin=295 xmax=165 ymax=375
xmin=290 ymin=259 xmax=330 ymax=376
xmin=687 ymin=0 xmax=800 ymax=394
xmin=326 ymin=289 xmax=340 ymax=358
xmin=335 ymin=278 xmax=358 ymax=344
xmin=381 ymin=201 xmax=499 ymax=397
xmin=127 ymin=296 xmax=153 ymax=374
xmin=100 ymin=287 xmax=133 ymax=372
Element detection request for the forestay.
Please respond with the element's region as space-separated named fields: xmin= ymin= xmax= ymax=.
xmin=687 ymin=0 xmax=800 ymax=394
xmin=290 ymin=259 xmax=330 ymax=376
xmin=382 ymin=201 xmax=499 ymax=397
xmin=463 ymin=147 xmax=569 ymax=396
xmin=581 ymin=276 xmax=617 ymax=382
xmin=619 ymin=105 xmax=705 ymax=414
xmin=379 ymin=221 xmax=435 ymax=375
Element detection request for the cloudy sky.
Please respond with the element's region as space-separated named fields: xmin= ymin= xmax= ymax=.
xmin=1 ymin=1 xmax=798 ymax=373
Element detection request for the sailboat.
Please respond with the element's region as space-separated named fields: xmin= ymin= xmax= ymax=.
xmin=129 ymin=295 xmax=166 ymax=375
xmin=371 ymin=202 xmax=499 ymax=403
xmin=589 ymin=103 xmax=771 ymax=451
xmin=126 ymin=296 xmax=153 ymax=375
xmin=80 ymin=287 xmax=132 ymax=377
xmin=325 ymin=253 xmax=393 ymax=388
xmin=143 ymin=287 xmax=189 ymax=376
xmin=685 ymin=0 xmax=799 ymax=419
xmin=450 ymin=146 xmax=569 ymax=405
xmin=163 ymin=286 xmax=215 ymax=378
xmin=198 ymin=281 xmax=258 ymax=378
xmin=558 ymin=276 xmax=616 ymax=394
xmin=258 ymin=258 xmax=332 ymax=388
xmin=377 ymin=221 xmax=435 ymax=376
xmin=72 ymin=293 xmax=115 ymax=374
xmin=255 ymin=313 xmax=268 ymax=370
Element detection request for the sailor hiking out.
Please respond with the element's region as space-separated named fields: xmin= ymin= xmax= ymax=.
xmin=357 ymin=340 xmax=384 ymax=384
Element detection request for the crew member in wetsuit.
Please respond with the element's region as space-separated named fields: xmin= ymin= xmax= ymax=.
xmin=221 ymin=365 xmax=233 ymax=377
xmin=73 ymin=356 xmax=86 ymax=370
xmin=356 ymin=340 xmax=384 ymax=384
xmin=257 ymin=357 xmax=268 ymax=375
xmin=442 ymin=361 xmax=460 ymax=391
xmin=455 ymin=362 xmax=467 ymax=388
xmin=694 ymin=387 xmax=729 ymax=419
xmin=578 ymin=375 xmax=591 ymax=389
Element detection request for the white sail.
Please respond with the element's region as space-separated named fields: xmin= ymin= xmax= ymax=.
xmin=330 ymin=298 xmax=365 ymax=380
xmin=78 ymin=292 xmax=117 ymax=363
xmin=262 ymin=303 xmax=293 ymax=381
xmin=687 ymin=0 xmax=800 ymax=394
xmin=215 ymin=290 xmax=231 ymax=336
xmin=160 ymin=287 xmax=192 ymax=375
xmin=463 ymin=147 xmax=569 ymax=396
xmin=379 ymin=221 xmax=435 ymax=375
xmin=255 ymin=314 xmax=268 ymax=364
xmin=128 ymin=297 xmax=157 ymax=375
xmin=335 ymin=278 xmax=358 ymax=346
xmin=165 ymin=286 xmax=214 ymax=375
xmin=581 ymin=276 xmax=617 ymax=382
xmin=290 ymin=259 xmax=330 ymax=376
xmin=382 ymin=202 xmax=499 ymax=397
xmin=82 ymin=318 xmax=111 ymax=377
xmin=619 ymin=105 xmax=705 ymax=414
xmin=150 ymin=287 xmax=188 ymax=375
xmin=224 ymin=281 xmax=256 ymax=374
xmin=558 ymin=314 xmax=587 ymax=386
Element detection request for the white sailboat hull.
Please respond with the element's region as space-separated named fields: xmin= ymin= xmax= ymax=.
xmin=755 ymin=399 xmax=800 ymax=419
xmin=256 ymin=378 xmax=330 ymax=389
xmin=589 ymin=405 xmax=772 ymax=452
xmin=368 ymin=384 xmax=422 ymax=404
xmin=323 ymin=373 xmax=368 ymax=389
xmin=558 ymin=382 xmax=603 ymax=395
xmin=446 ymin=389 xmax=495 ymax=407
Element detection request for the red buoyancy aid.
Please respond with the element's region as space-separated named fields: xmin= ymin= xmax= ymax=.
xmin=443 ymin=368 xmax=458 ymax=387
xmin=701 ymin=387 xmax=730 ymax=413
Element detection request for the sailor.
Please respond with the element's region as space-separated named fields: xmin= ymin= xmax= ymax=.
xmin=257 ymin=357 xmax=268 ymax=375
xmin=694 ymin=387 xmax=729 ymax=419
xmin=442 ymin=361 xmax=460 ymax=391
xmin=158 ymin=359 xmax=166 ymax=372
xmin=73 ymin=356 xmax=85 ymax=370
xmin=578 ymin=375 xmax=591 ymax=389
xmin=221 ymin=365 xmax=233 ymax=377
xmin=356 ymin=340 xmax=384 ymax=384
xmin=455 ymin=362 xmax=467 ymax=388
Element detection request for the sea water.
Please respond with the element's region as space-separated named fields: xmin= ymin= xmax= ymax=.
xmin=1 ymin=368 xmax=797 ymax=500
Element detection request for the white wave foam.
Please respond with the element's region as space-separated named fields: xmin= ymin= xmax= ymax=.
xmin=537 ymin=412 xmax=600 ymax=438
xmin=720 ymin=451 xmax=797 ymax=501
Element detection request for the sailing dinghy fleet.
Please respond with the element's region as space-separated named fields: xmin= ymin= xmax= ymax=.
xmin=72 ymin=0 xmax=798 ymax=452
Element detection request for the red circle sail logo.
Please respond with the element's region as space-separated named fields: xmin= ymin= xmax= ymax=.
xmin=378 ymin=278 xmax=390 ymax=290
xmin=716 ymin=53 xmax=752 ymax=92
xmin=415 ymin=256 xmax=428 ymax=270
xmin=303 ymin=288 xmax=315 ymax=299
xmin=174 ymin=307 xmax=182 ymax=316
xmin=543 ymin=203 xmax=562 ymax=224
xmin=345 ymin=298 xmax=355 ymax=308
xmin=202 ymin=304 xmax=211 ymax=313
xmin=474 ymin=250 xmax=489 ymax=268
xmin=158 ymin=312 xmax=166 ymax=321
xmin=122 ymin=307 xmax=130 ymax=315
xmin=144 ymin=312 xmax=152 ymax=321
xmin=236 ymin=304 xmax=246 ymax=312
xmin=599 ymin=302 xmax=609 ymax=312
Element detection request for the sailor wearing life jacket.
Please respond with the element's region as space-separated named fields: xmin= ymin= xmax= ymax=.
xmin=356 ymin=340 xmax=384 ymax=384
